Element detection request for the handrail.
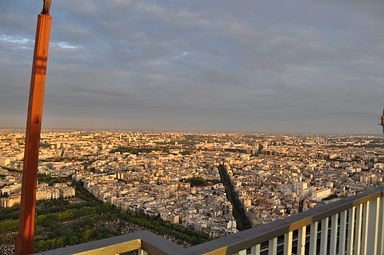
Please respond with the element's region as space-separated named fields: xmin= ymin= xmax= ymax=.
xmin=35 ymin=186 xmax=384 ymax=255
xmin=188 ymin=186 xmax=384 ymax=254
xmin=36 ymin=231 xmax=188 ymax=255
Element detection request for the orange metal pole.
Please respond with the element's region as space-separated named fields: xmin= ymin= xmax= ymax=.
xmin=16 ymin=6 xmax=52 ymax=255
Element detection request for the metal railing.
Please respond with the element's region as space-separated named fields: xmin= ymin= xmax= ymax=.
xmin=36 ymin=186 xmax=384 ymax=255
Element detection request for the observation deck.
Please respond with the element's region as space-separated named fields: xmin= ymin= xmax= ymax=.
xmin=37 ymin=186 xmax=384 ymax=255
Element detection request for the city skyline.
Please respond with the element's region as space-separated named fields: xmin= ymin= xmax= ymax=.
xmin=1 ymin=1 xmax=384 ymax=134
xmin=1 ymin=129 xmax=383 ymax=254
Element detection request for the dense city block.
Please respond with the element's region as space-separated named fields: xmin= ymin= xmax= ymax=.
xmin=0 ymin=129 xmax=383 ymax=253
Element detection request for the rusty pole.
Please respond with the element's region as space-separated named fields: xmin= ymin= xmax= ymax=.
xmin=16 ymin=2 xmax=52 ymax=254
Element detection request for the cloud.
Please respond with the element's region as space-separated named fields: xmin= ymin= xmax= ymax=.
xmin=0 ymin=34 xmax=33 ymax=44
xmin=0 ymin=0 xmax=383 ymax=133
xmin=55 ymin=41 xmax=81 ymax=49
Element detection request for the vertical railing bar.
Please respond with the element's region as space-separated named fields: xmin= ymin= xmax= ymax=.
xmin=339 ymin=210 xmax=347 ymax=255
xmin=238 ymin=249 xmax=247 ymax=255
xmin=374 ymin=197 xmax=381 ymax=253
xmin=298 ymin=226 xmax=306 ymax=255
xmin=309 ymin=222 xmax=318 ymax=255
xmin=330 ymin=213 xmax=338 ymax=255
xmin=251 ymin=244 xmax=261 ymax=255
xmin=380 ymin=196 xmax=384 ymax=255
xmin=268 ymin=237 xmax=278 ymax=255
xmin=138 ymin=249 xmax=148 ymax=255
xmin=354 ymin=203 xmax=363 ymax=255
xmin=284 ymin=231 xmax=293 ymax=255
xmin=319 ymin=217 xmax=329 ymax=255
xmin=361 ymin=201 xmax=370 ymax=255
xmin=367 ymin=197 xmax=380 ymax=254
xmin=347 ymin=207 xmax=356 ymax=255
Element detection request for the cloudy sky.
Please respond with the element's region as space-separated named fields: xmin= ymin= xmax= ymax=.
xmin=0 ymin=0 xmax=383 ymax=134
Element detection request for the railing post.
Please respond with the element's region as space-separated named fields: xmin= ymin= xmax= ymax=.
xmin=330 ymin=213 xmax=338 ymax=255
xmin=361 ymin=201 xmax=370 ymax=255
xmin=354 ymin=203 xmax=363 ymax=255
xmin=319 ymin=217 xmax=329 ymax=254
xmin=339 ymin=210 xmax=347 ymax=254
xmin=251 ymin=244 xmax=261 ymax=255
xmin=138 ymin=249 xmax=148 ymax=255
xmin=238 ymin=249 xmax=247 ymax=255
xmin=367 ymin=198 xmax=380 ymax=255
xmin=309 ymin=222 xmax=318 ymax=255
xmin=380 ymin=196 xmax=384 ymax=254
xmin=268 ymin=238 xmax=277 ymax=255
xmin=297 ymin=226 xmax=306 ymax=255
xmin=347 ymin=207 xmax=356 ymax=255
xmin=346 ymin=207 xmax=356 ymax=255
xmin=284 ymin=231 xmax=293 ymax=255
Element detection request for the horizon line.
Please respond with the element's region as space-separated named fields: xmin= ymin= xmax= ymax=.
xmin=0 ymin=126 xmax=382 ymax=137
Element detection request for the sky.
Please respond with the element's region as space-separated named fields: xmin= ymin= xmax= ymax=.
xmin=0 ymin=0 xmax=383 ymax=134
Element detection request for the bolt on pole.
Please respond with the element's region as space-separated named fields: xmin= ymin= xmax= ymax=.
xmin=16 ymin=1 xmax=52 ymax=254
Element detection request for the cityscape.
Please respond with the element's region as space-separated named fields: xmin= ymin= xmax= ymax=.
xmin=1 ymin=1 xmax=384 ymax=255
xmin=1 ymin=129 xmax=383 ymax=254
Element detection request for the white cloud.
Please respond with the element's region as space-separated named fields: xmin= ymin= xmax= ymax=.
xmin=55 ymin=41 xmax=81 ymax=49
xmin=0 ymin=34 xmax=33 ymax=45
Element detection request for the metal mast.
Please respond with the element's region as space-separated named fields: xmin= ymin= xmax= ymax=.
xmin=16 ymin=1 xmax=53 ymax=254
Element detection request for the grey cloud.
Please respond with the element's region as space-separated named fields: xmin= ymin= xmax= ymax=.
xmin=0 ymin=0 xmax=383 ymax=133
